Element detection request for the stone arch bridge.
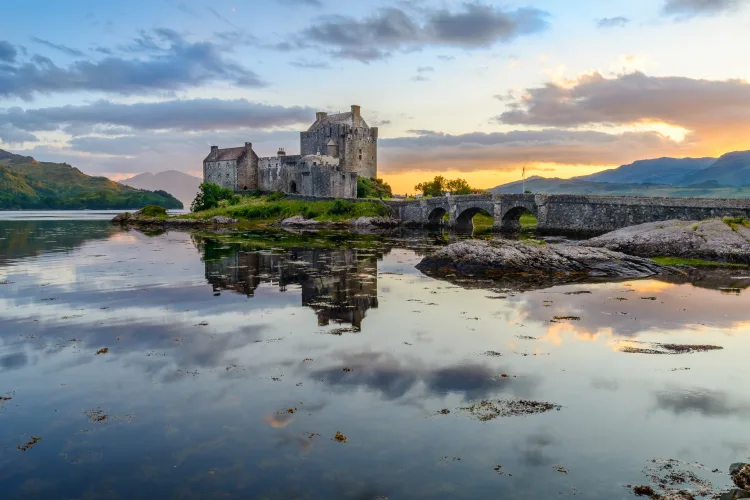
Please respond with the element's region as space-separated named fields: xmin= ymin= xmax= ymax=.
xmin=384 ymin=194 xmax=750 ymax=234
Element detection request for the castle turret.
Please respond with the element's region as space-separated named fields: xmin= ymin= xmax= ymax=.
xmin=327 ymin=139 xmax=338 ymax=158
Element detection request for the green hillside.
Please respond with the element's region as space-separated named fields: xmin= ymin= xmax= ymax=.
xmin=0 ymin=150 xmax=183 ymax=210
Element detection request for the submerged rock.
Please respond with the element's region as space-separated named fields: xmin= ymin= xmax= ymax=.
xmin=416 ymin=239 xmax=672 ymax=282
xmin=731 ymin=463 xmax=750 ymax=490
xmin=582 ymin=219 xmax=750 ymax=264
xmin=721 ymin=489 xmax=750 ymax=500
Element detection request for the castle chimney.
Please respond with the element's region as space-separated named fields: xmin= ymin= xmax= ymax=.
xmin=316 ymin=112 xmax=328 ymax=121
xmin=277 ymin=147 xmax=286 ymax=157
xmin=245 ymin=142 xmax=252 ymax=149
xmin=211 ymin=145 xmax=218 ymax=152
xmin=351 ymin=105 xmax=361 ymax=123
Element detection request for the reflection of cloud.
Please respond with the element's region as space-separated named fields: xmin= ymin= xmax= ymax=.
xmin=655 ymin=388 xmax=750 ymax=418
xmin=264 ymin=413 xmax=295 ymax=428
xmin=0 ymin=352 xmax=28 ymax=370
xmin=591 ymin=378 xmax=619 ymax=391
xmin=307 ymin=351 xmax=539 ymax=401
xmin=514 ymin=431 xmax=559 ymax=466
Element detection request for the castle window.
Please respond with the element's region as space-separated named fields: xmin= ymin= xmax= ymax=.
xmin=359 ymin=149 xmax=362 ymax=160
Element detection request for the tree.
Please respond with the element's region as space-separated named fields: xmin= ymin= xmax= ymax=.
xmin=414 ymin=176 xmax=447 ymax=197
xmin=357 ymin=177 xmax=393 ymax=198
xmin=191 ymin=182 xmax=239 ymax=212
xmin=415 ymin=176 xmax=478 ymax=196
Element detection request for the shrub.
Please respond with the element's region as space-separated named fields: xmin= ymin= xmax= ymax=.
xmin=191 ymin=182 xmax=239 ymax=212
xmin=328 ymin=199 xmax=355 ymax=215
xmin=357 ymin=177 xmax=393 ymax=199
xmin=266 ymin=191 xmax=287 ymax=202
xmin=138 ymin=205 xmax=168 ymax=218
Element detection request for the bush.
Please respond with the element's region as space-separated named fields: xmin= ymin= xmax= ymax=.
xmin=138 ymin=205 xmax=168 ymax=218
xmin=357 ymin=177 xmax=393 ymax=199
xmin=191 ymin=182 xmax=240 ymax=212
xmin=266 ymin=191 xmax=287 ymax=202
xmin=328 ymin=199 xmax=355 ymax=215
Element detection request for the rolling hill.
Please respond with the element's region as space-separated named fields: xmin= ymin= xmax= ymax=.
xmin=120 ymin=170 xmax=201 ymax=207
xmin=0 ymin=149 xmax=183 ymax=210
xmin=491 ymin=150 xmax=750 ymax=198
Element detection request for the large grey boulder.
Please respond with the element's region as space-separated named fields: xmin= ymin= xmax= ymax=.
xmin=281 ymin=215 xmax=321 ymax=227
xmin=582 ymin=219 xmax=750 ymax=264
xmin=731 ymin=463 xmax=750 ymax=490
xmin=350 ymin=216 xmax=399 ymax=228
xmin=210 ymin=216 xmax=238 ymax=225
xmin=416 ymin=239 xmax=672 ymax=281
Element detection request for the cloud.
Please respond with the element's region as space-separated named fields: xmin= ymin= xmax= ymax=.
xmin=0 ymin=124 xmax=38 ymax=144
xmin=597 ymin=16 xmax=630 ymax=28
xmin=289 ymin=59 xmax=330 ymax=69
xmin=30 ymin=36 xmax=86 ymax=57
xmin=301 ymin=3 xmax=550 ymax=62
xmin=0 ymin=29 xmax=264 ymax=100
xmin=380 ymin=128 xmax=683 ymax=173
xmin=411 ymin=75 xmax=430 ymax=82
xmin=1 ymin=99 xmax=313 ymax=136
xmin=495 ymin=71 xmax=750 ymax=150
xmin=662 ymin=0 xmax=744 ymax=18
xmin=0 ymin=41 xmax=17 ymax=62
xmin=417 ymin=66 xmax=434 ymax=73
xmin=278 ymin=0 xmax=323 ymax=5
xmin=437 ymin=55 xmax=455 ymax=61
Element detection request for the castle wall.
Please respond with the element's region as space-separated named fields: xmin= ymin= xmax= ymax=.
xmin=258 ymin=154 xmax=356 ymax=198
xmin=203 ymin=160 xmax=237 ymax=191
xmin=236 ymin=149 xmax=258 ymax=191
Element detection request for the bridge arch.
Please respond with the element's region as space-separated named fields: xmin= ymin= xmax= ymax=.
xmin=455 ymin=206 xmax=493 ymax=231
xmin=499 ymin=202 xmax=538 ymax=232
xmin=427 ymin=206 xmax=449 ymax=225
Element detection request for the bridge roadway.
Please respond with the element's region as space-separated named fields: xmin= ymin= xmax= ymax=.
xmin=384 ymin=194 xmax=750 ymax=234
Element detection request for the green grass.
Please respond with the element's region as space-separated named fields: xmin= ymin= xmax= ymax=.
xmin=651 ymin=257 xmax=749 ymax=268
xmin=723 ymin=216 xmax=750 ymax=231
xmin=184 ymin=194 xmax=390 ymax=223
xmin=473 ymin=212 xmax=538 ymax=229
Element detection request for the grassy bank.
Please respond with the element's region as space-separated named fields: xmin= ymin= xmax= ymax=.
xmin=473 ymin=213 xmax=538 ymax=230
xmin=651 ymin=257 xmax=749 ymax=268
xmin=183 ymin=194 xmax=390 ymax=224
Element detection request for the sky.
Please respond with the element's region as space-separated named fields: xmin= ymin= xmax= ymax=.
xmin=1 ymin=0 xmax=750 ymax=194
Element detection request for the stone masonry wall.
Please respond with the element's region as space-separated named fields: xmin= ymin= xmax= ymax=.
xmin=236 ymin=149 xmax=259 ymax=191
xmin=300 ymin=123 xmax=377 ymax=179
xmin=203 ymin=160 xmax=237 ymax=191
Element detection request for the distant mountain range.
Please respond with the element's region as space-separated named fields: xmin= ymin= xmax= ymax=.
xmin=0 ymin=149 xmax=183 ymax=210
xmin=120 ymin=170 xmax=202 ymax=207
xmin=492 ymin=150 xmax=750 ymax=198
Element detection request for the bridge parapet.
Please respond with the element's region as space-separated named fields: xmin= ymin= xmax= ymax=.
xmin=384 ymin=194 xmax=750 ymax=233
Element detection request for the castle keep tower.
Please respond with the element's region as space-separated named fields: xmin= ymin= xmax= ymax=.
xmin=300 ymin=105 xmax=378 ymax=179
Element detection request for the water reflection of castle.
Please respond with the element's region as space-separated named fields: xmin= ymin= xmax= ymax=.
xmin=204 ymin=246 xmax=379 ymax=329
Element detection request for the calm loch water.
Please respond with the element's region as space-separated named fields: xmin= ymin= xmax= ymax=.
xmin=0 ymin=218 xmax=749 ymax=499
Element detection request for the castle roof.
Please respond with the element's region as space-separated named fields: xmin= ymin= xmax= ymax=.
xmin=203 ymin=147 xmax=247 ymax=162
xmin=308 ymin=112 xmax=368 ymax=131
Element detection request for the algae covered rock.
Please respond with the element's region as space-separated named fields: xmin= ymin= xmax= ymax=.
xmin=416 ymin=239 xmax=672 ymax=279
xmin=582 ymin=219 xmax=750 ymax=264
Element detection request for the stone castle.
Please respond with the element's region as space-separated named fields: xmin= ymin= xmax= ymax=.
xmin=203 ymin=105 xmax=378 ymax=199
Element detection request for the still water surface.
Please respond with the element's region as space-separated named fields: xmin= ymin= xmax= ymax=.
xmin=0 ymin=217 xmax=749 ymax=499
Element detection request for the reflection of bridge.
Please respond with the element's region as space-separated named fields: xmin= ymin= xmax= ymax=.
xmin=204 ymin=247 xmax=378 ymax=329
xmin=386 ymin=194 xmax=750 ymax=233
